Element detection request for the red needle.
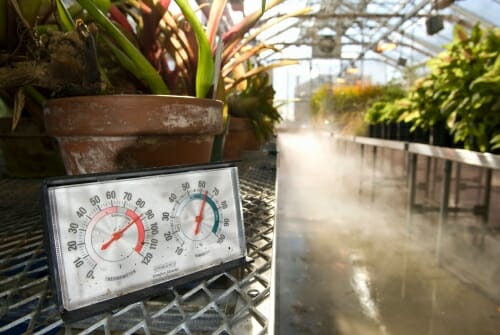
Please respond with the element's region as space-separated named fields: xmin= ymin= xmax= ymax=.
xmin=194 ymin=191 xmax=208 ymax=236
xmin=101 ymin=216 xmax=141 ymax=250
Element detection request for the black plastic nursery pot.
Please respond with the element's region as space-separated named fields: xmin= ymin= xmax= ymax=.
xmin=384 ymin=123 xmax=399 ymax=140
xmin=368 ymin=123 xmax=413 ymax=142
xmin=409 ymin=128 xmax=430 ymax=144
xmin=368 ymin=124 xmax=382 ymax=138
xmin=429 ymin=122 xmax=453 ymax=147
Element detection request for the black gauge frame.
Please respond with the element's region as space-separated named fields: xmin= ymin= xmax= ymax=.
xmin=41 ymin=162 xmax=249 ymax=323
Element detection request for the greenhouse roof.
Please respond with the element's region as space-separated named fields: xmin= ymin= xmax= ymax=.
xmin=249 ymin=0 xmax=500 ymax=81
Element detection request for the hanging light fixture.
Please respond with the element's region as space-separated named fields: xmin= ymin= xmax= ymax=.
xmin=426 ymin=15 xmax=444 ymax=35
xmin=346 ymin=65 xmax=359 ymax=74
xmin=375 ymin=40 xmax=397 ymax=53
xmin=435 ymin=0 xmax=454 ymax=9
xmin=426 ymin=0 xmax=445 ymax=35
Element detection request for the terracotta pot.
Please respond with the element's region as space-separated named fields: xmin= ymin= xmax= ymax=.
xmin=0 ymin=118 xmax=66 ymax=178
xmin=223 ymin=117 xmax=262 ymax=160
xmin=44 ymin=95 xmax=223 ymax=175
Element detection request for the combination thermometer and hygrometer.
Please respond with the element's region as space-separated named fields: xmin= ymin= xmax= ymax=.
xmin=42 ymin=163 xmax=248 ymax=322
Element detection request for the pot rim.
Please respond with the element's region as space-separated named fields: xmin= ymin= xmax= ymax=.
xmin=44 ymin=94 xmax=223 ymax=108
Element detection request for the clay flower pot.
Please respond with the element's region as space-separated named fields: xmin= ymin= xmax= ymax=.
xmin=44 ymin=95 xmax=223 ymax=175
xmin=0 ymin=118 xmax=66 ymax=177
xmin=223 ymin=117 xmax=262 ymax=160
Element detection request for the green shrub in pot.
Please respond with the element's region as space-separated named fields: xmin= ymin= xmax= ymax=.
xmin=432 ymin=24 xmax=500 ymax=151
xmin=366 ymin=24 xmax=499 ymax=151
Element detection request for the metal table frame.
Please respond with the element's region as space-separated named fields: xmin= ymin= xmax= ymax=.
xmin=334 ymin=135 xmax=500 ymax=262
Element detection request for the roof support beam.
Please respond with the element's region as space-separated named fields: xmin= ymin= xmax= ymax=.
xmin=357 ymin=0 xmax=430 ymax=61
xmin=393 ymin=30 xmax=443 ymax=54
xmin=296 ymin=13 xmax=437 ymax=19
xmin=450 ymin=4 xmax=495 ymax=28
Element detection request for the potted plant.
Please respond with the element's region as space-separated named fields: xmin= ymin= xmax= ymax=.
xmin=434 ymin=24 xmax=500 ymax=151
xmin=223 ymin=68 xmax=281 ymax=159
xmin=0 ymin=0 xmax=217 ymax=174
xmin=42 ymin=0 xmax=226 ymax=174
xmin=374 ymin=24 xmax=500 ymax=151
xmin=1 ymin=0 xmax=305 ymax=174
xmin=311 ymin=82 xmax=402 ymax=136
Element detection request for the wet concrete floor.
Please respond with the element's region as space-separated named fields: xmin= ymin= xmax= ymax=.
xmin=274 ymin=131 xmax=500 ymax=335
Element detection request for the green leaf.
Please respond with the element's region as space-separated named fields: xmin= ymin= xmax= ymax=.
xmin=55 ymin=0 xmax=75 ymax=32
xmin=102 ymin=35 xmax=142 ymax=80
xmin=76 ymin=0 xmax=169 ymax=94
xmin=174 ymin=0 xmax=214 ymax=98
xmin=453 ymin=25 xmax=468 ymax=42
xmin=471 ymin=23 xmax=482 ymax=44
xmin=92 ymin=0 xmax=110 ymax=13
xmin=491 ymin=134 xmax=500 ymax=150
xmin=492 ymin=53 xmax=500 ymax=71
xmin=446 ymin=110 xmax=457 ymax=129
xmin=469 ymin=74 xmax=500 ymax=92
xmin=23 ymin=86 xmax=46 ymax=106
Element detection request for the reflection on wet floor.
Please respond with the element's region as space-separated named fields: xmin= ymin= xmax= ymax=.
xmin=275 ymin=131 xmax=500 ymax=335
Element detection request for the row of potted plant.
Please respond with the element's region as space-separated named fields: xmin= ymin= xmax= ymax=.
xmin=310 ymin=82 xmax=405 ymax=135
xmin=364 ymin=24 xmax=500 ymax=152
xmin=0 ymin=0 xmax=307 ymax=175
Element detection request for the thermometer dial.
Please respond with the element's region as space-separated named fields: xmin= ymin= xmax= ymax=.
xmin=43 ymin=163 xmax=247 ymax=322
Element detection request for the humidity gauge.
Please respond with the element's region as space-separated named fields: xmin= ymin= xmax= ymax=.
xmin=42 ymin=163 xmax=247 ymax=322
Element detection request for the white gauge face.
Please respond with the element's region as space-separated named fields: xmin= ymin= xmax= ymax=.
xmin=47 ymin=167 xmax=245 ymax=312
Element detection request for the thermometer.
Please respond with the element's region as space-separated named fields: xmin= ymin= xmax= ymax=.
xmin=42 ymin=163 xmax=247 ymax=322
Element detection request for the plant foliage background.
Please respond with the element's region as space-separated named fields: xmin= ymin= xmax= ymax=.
xmin=364 ymin=24 xmax=500 ymax=152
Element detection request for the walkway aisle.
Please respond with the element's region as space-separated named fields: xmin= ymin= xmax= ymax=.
xmin=274 ymin=131 xmax=500 ymax=335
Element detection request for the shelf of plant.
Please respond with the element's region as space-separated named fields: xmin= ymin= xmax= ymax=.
xmin=354 ymin=136 xmax=409 ymax=151
xmin=0 ymin=160 xmax=276 ymax=335
xmin=334 ymin=134 xmax=500 ymax=265
xmin=408 ymin=143 xmax=500 ymax=170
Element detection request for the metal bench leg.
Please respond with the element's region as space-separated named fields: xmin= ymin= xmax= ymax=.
xmin=406 ymin=153 xmax=417 ymax=237
xmin=371 ymin=146 xmax=377 ymax=202
xmin=435 ymin=160 xmax=452 ymax=264
xmin=359 ymin=143 xmax=365 ymax=196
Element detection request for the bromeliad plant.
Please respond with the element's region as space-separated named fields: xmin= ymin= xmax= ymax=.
xmin=68 ymin=0 xmax=305 ymax=98
xmin=1 ymin=0 xmax=307 ymax=115
xmin=82 ymin=0 xmax=305 ymax=150
xmin=1 ymin=0 xmax=307 ymax=161
xmin=226 ymin=63 xmax=281 ymax=142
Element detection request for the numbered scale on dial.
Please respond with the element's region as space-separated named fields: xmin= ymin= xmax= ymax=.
xmin=42 ymin=163 xmax=247 ymax=322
